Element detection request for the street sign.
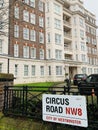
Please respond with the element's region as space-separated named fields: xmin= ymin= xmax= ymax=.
xmin=42 ymin=94 xmax=88 ymax=127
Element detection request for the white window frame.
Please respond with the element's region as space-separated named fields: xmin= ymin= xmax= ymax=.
xmin=40 ymin=49 xmax=44 ymax=59
xmin=31 ymin=65 xmax=36 ymax=76
xmin=54 ymin=18 xmax=61 ymax=29
xmin=23 ymin=28 xmax=29 ymax=40
xmin=23 ymin=10 xmax=29 ymax=22
xmin=14 ymin=25 xmax=19 ymax=38
xmin=14 ymin=6 xmax=19 ymax=19
xmin=24 ymin=0 xmax=29 ymax=5
xmin=30 ymin=0 xmax=35 ymax=7
xmin=39 ymin=32 xmax=44 ymax=43
xmin=30 ymin=30 xmax=36 ymax=41
xmin=39 ymin=1 xmax=44 ymax=12
xmin=24 ymin=65 xmax=29 ymax=76
xmin=54 ymin=3 xmax=61 ymax=15
xmin=30 ymin=13 xmax=36 ymax=24
xmin=14 ymin=44 xmax=19 ymax=57
xmin=56 ymin=66 xmax=62 ymax=75
xmin=31 ymin=47 xmax=36 ymax=58
xmin=55 ymin=33 xmax=61 ymax=44
xmin=15 ymin=64 xmax=18 ymax=76
xmin=39 ymin=16 xmax=44 ymax=27
xmin=40 ymin=66 xmax=44 ymax=76
xmin=55 ymin=49 xmax=62 ymax=60
xmin=23 ymin=46 xmax=29 ymax=58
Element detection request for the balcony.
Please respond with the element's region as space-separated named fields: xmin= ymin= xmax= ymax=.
xmin=64 ymin=32 xmax=72 ymax=42
xmin=64 ymin=47 xmax=73 ymax=55
xmin=63 ymin=20 xmax=72 ymax=28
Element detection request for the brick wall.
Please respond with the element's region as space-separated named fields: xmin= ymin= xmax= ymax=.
xmin=0 ymin=73 xmax=14 ymax=111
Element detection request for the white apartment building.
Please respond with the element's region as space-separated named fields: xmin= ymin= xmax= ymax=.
xmin=45 ymin=0 xmax=98 ymax=79
xmin=0 ymin=0 xmax=98 ymax=84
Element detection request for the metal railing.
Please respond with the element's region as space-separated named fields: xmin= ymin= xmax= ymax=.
xmin=3 ymin=85 xmax=98 ymax=130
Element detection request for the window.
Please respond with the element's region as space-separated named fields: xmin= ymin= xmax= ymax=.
xmin=76 ymin=54 xmax=78 ymax=61
xmin=54 ymin=19 xmax=61 ymax=29
xmin=56 ymin=66 xmax=62 ymax=75
xmin=39 ymin=32 xmax=44 ymax=43
xmin=40 ymin=66 xmax=44 ymax=76
xmin=47 ymin=33 xmax=50 ymax=43
xmin=0 ymin=39 xmax=2 ymax=54
xmin=48 ymin=66 xmax=51 ymax=75
xmin=81 ymin=54 xmax=86 ymax=62
xmin=0 ymin=20 xmax=3 ymax=29
xmin=75 ymin=41 xmax=78 ymax=50
xmin=81 ymin=42 xmax=85 ymax=51
xmin=30 ymin=30 xmax=36 ymax=41
xmin=23 ymin=28 xmax=29 ymax=40
xmin=46 ymin=2 xmax=49 ymax=12
xmin=40 ymin=49 xmax=44 ymax=59
xmin=55 ymin=49 xmax=62 ymax=60
xmin=55 ymin=34 xmax=61 ymax=44
xmin=48 ymin=49 xmax=51 ymax=59
xmin=24 ymin=0 xmax=29 ymax=5
xmin=23 ymin=46 xmax=29 ymax=58
xmin=31 ymin=65 xmax=35 ymax=76
xmin=0 ymin=64 xmax=2 ymax=73
xmin=54 ymin=3 xmax=61 ymax=14
xmin=14 ymin=6 xmax=19 ymax=19
xmin=15 ymin=64 xmax=18 ymax=76
xmin=0 ymin=0 xmax=4 ymax=8
xmin=73 ymin=17 xmax=76 ymax=25
xmin=47 ymin=17 xmax=50 ymax=27
xmin=14 ymin=44 xmax=19 ymax=57
xmin=39 ymin=16 xmax=44 ymax=27
xmin=30 ymin=13 xmax=35 ymax=24
xmin=24 ymin=65 xmax=29 ymax=76
xmin=39 ymin=1 xmax=44 ymax=12
xmin=80 ymin=29 xmax=84 ymax=38
xmin=79 ymin=18 xmax=84 ymax=27
xmin=23 ymin=10 xmax=29 ymax=22
xmin=14 ymin=25 xmax=19 ymax=38
xmin=31 ymin=48 xmax=36 ymax=58
xmin=74 ymin=29 xmax=77 ymax=37
xmin=30 ymin=0 xmax=35 ymax=7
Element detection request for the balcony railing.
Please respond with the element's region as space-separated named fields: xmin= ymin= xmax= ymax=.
xmin=64 ymin=33 xmax=72 ymax=39
xmin=63 ymin=20 xmax=71 ymax=27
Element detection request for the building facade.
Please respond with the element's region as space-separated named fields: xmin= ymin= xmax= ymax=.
xmin=0 ymin=0 xmax=98 ymax=84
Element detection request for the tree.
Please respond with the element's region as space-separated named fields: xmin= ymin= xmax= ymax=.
xmin=0 ymin=0 xmax=9 ymax=36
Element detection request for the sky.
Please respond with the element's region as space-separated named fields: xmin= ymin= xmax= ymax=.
xmin=83 ymin=0 xmax=98 ymax=25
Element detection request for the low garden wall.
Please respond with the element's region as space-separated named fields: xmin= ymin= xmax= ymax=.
xmin=0 ymin=73 xmax=14 ymax=111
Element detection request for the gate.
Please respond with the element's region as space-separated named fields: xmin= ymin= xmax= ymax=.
xmin=3 ymin=85 xmax=98 ymax=129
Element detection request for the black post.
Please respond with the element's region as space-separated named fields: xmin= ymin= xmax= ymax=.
xmin=22 ymin=86 xmax=25 ymax=115
xmin=64 ymin=86 xmax=66 ymax=95
xmin=25 ymin=86 xmax=28 ymax=115
xmin=3 ymin=86 xmax=9 ymax=114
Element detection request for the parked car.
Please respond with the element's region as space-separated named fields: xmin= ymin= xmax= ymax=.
xmin=73 ymin=74 xmax=87 ymax=85
xmin=78 ymin=74 xmax=98 ymax=95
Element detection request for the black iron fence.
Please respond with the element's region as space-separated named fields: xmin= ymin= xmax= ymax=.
xmin=3 ymin=85 xmax=98 ymax=129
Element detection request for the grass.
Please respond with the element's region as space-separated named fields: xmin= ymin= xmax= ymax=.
xmin=14 ymin=82 xmax=63 ymax=91
xmin=0 ymin=112 xmax=74 ymax=130
xmin=15 ymin=82 xmax=60 ymax=87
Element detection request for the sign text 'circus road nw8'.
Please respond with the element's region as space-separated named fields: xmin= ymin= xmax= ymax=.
xmin=42 ymin=94 xmax=88 ymax=127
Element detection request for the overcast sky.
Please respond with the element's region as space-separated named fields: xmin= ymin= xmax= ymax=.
xmin=83 ymin=0 xmax=98 ymax=25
